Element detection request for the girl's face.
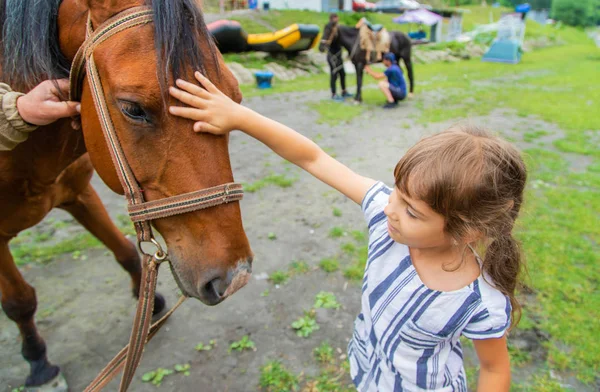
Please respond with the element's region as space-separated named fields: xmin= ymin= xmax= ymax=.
xmin=384 ymin=187 xmax=454 ymax=250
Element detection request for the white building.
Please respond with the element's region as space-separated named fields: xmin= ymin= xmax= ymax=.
xmin=258 ymin=0 xmax=353 ymax=12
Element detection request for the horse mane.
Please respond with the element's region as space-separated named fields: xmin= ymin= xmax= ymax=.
xmin=0 ymin=0 xmax=69 ymax=88
xmin=0 ymin=0 xmax=218 ymax=92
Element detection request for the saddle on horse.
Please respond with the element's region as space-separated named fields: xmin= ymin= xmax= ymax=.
xmin=356 ymin=17 xmax=391 ymax=63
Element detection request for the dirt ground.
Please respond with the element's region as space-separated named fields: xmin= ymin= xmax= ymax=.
xmin=0 ymin=87 xmax=590 ymax=391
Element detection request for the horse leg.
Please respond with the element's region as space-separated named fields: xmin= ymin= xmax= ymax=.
xmin=0 ymin=240 xmax=66 ymax=389
xmin=355 ymin=63 xmax=365 ymax=103
xmin=58 ymin=184 xmax=166 ymax=314
xmin=401 ymin=50 xmax=414 ymax=94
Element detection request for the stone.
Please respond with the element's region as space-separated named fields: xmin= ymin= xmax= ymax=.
xmin=227 ymin=62 xmax=255 ymax=85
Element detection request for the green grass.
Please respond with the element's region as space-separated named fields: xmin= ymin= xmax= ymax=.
xmin=291 ymin=311 xmax=320 ymax=338
xmin=516 ymin=150 xmax=600 ymax=383
xmin=523 ymin=129 xmax=550 ymax=143
xmin=314 ymin=291 xmax=341 ymax=310
xmin=308 ymin=100 xmax=366 ymax=125
xmin=11 ymin=232 xmax=102 ymax=266
xmin=328 ymin=226 xmax=346 ymax=238
xmin=233 ymin=10 xmax=411 ymax=35
xmin=228 ymin=17 xmax=272 ymax=34
xmin=222 ymin=52 xmax=296 ymax=69
xmin=269 ymin=270 xmax=289 ymax=285
xmin=141 ymin=368 xmax=175 ymax=387
xmin=259 ymin=361 xmax=298 ymax=392
xmin=9 ymin=215 xmax=140 ymax=266
xmin=306 ymin=341 xmax=354 ymax=392
xmin=240 ymin=74 xmax=330 ymax=97
xmin=332 ymin=207 xmax=343 ymax=217
xmin=319 ymin=258 xmax=340 ymax=273
xmin=289 ymin=260 xmax=311 ymax=275
xmin=229 ymin=335 xmax=256 ymax=352
xmin=313 ymin=341 xmax=335 ymax=364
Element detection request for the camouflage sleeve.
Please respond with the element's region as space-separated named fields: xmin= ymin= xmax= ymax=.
xmin=0 ymin=83 xmax=38 ymax=151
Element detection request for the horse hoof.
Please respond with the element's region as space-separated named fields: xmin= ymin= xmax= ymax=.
xmin=25 ymin=372 xmax=68 ymax=392
xmin=153 ymin=292 xmax=166 ymax=315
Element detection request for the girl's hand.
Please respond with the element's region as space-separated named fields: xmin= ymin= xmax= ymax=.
xmin=169 ymin=72 xmax=241 ymax=134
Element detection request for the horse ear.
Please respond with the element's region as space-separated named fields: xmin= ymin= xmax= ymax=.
xmin=86 ymin=0 xmax=144 ymax=28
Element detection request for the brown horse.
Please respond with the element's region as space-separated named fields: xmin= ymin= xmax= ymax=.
xmin=0 ymin=0 xmax=252 ymax=389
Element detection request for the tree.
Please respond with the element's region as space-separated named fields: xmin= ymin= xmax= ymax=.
xmin=551 ymin=0 xmax=595 ymax=26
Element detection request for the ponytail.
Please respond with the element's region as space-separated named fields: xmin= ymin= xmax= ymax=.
xmin=482 ymin=234 xmax=523 ymax=328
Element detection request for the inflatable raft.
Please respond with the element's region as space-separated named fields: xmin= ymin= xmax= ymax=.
xmin=208 ymin=20 xmax=320 ymax=54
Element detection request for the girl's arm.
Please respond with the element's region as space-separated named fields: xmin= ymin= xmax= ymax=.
xmin=169 ymin=72 xmax=376 ymax=205
xmin=473 ymin=336 xmax=511 ymax=392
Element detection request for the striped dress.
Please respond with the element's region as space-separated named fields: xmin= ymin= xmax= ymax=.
xmin=348 ymin=182 xmax=512 ymax=392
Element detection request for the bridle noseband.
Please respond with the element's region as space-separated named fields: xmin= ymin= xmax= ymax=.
xmin=69 ymin=6 xmax=244 ymax=391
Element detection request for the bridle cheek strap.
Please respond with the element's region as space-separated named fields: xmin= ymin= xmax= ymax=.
xmin=71 ymin=6 xmax=244 ymax=392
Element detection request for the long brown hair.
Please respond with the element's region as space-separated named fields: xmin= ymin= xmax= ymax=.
xmin=394 ymin=126 xmax=527 ymax=326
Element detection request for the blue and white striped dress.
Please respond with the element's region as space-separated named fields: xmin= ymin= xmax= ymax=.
xmin=348 ymin=182 xmax=512 ymax=392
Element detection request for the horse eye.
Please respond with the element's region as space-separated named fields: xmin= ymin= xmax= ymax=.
xmin=119 ymin=101 xmax=149 ymax=123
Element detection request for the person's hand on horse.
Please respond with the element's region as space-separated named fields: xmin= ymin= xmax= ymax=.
xmin=17 ymin=79 xmax=81 ymax=128
xmin=169 ymin=72 xmax=239 ymax=135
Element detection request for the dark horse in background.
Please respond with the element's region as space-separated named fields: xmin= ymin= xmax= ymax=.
xmin=0 ymin=0 xmax=253 ymax=390
xmin=319 ymin=21 xmax=414 ymax=102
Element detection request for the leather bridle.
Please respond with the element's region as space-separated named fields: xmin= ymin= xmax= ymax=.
xmin=69 ymin=6 xmax=243 ymax=391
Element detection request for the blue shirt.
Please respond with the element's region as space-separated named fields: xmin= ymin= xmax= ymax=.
xmin=384 ymin=64 xmax=407 ymax=96
xmin=348 ymin=182 xmax=512 ymax=392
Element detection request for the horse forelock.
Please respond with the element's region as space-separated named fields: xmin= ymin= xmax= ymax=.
xmin=0 ymin=0 xmax=219 ymax=92
xmin=148 ymin=0 xmax=220 ymax=96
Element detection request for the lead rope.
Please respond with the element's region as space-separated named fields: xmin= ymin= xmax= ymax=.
xmin=71 ymin=7 xmax=243 ymax=391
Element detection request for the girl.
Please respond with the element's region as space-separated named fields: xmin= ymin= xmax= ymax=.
xmin=169 ymin=72 xmax=527 ymax=392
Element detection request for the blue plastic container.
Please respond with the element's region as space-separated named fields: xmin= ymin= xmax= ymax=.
xmin=249 ymin=0 xmax=258 ymax=9
xmin=255 ymin=71 xmax=274 ymax=89
xmin=515 ymin=3 xmax=531 ymax=13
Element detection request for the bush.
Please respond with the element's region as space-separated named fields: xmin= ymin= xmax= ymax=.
xmin=551 ymin=0 xmax=596 ymax=27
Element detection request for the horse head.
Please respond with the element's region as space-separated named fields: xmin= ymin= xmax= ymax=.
xmin=319 ymin=21 xmax=339 ymax=53
xmin=59 ymin=0 xmax=252 ymax=306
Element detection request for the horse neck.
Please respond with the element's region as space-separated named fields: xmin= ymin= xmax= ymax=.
xmin=338 ymin=26 xmax=358 ymax=53
xmin=0 ymin=120 xmax=87 ymax=188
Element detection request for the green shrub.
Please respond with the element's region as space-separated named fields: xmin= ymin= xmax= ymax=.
xmin=551 ymin=0 xmax=596 ymax=26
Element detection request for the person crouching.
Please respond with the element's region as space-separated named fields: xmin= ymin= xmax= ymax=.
xmin=365 ymin=53 xmax=407 ymax=109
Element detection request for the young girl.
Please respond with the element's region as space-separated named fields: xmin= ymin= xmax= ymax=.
xmin=169 ymin=72 xmax=526 ymax=391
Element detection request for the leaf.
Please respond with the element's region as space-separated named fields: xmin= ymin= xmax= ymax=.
xmin=174 ymin=364 xmax=189 ymax=372
xmin=142 ymin=371 xmax=156 ymax=382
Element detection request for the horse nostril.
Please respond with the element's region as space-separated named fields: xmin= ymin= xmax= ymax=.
xmin=206 ymin=278 xmax=226 ymax=298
